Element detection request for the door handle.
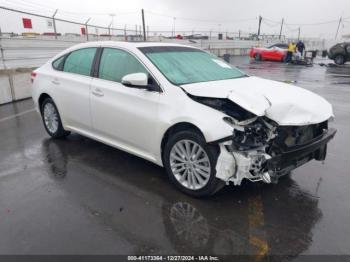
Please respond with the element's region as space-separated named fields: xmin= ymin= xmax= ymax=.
xmin=92 ymin=88 xmax=104 ymax=97
xmin=51 ymin=79 xmax=60 ymax=85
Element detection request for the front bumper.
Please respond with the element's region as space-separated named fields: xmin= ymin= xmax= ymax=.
xmin=267 ymin=128 xmax=337 ymax=177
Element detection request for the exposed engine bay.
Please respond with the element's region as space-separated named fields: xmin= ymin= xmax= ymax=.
xmin=190 ymin=95 xmax=335 ymax=185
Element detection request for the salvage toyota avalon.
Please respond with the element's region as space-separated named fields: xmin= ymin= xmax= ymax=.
xmin=31 ymin=42 xmax=336 ymax=197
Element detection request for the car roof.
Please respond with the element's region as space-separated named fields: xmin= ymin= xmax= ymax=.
xmin=67 ymin=41 xmax=198 ymax=51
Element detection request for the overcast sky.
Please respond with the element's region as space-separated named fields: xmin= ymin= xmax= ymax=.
xmin=0 ymin=0 xmax=349 ymax=39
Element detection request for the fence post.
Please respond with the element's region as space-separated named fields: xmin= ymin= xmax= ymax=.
xmin=108 ymin=22 xmax=112 ymax=40
xmin=0 ymin=37 xmax=15 ymax=102
xmin=52 ymin=9 xmax=58 ymax=39
xmin=85 ymin=18 xmax=91 ymax=41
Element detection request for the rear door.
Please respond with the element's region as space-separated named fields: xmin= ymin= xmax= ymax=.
xmin=90 ymin=47 xmax=160 ymax=159
xmin=51 ymin=47 xmax=97 ymax=131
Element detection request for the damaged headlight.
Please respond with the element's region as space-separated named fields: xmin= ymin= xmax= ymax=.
xmin=225 ymin=116 xmax=278 ymax=150
xmin=233 ymin=121 xmax=269 ymax=150
xmin=188 ymin=96 xmax=256 ymax=121
xmin=188 ymin=95 xmax=278 ymax=150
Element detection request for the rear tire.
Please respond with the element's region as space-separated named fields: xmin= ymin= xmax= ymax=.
xmin=254 ymin=53 xmax=262 ymax=61
xmin=41 ymin=97 xmax=70 ymax=139
xmin=334 ymin=55 xmax=345 ymax=65
xmin=163 ymin=130 xmax=225 ymax=197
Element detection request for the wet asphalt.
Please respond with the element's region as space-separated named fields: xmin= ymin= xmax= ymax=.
xmin=0 ymin=56 xmax=349 ymax=257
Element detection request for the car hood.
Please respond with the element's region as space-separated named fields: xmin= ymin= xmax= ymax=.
xmin=181 ymin=76 xmax=334 ymax=125
xmin=254 ymin=47 xmax=286 ymax=52
xmin=253 ymin=47 xmax=269 ymax=51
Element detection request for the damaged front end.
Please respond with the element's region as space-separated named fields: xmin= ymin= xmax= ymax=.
xmin=192 ymin=96 xmax=337 ymax=186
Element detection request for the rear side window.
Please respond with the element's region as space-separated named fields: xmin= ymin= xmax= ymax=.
xmin=98 ymin=48 xmax=147 ymax=82
xmin=63 ymin=48 xmax=97 ymax=76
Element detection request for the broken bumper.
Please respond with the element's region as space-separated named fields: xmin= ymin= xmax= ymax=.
xmin=215 ymin=128 xmax=336 ymax=185
xmin=267 ymin=128 xmax=337 ymax=177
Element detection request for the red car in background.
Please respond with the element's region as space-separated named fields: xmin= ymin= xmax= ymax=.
xmin=250 ymin=43 xmax=288 ymax=62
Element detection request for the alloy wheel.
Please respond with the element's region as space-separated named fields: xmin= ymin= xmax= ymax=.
xmin=169 ymin=140 xmax=211 ymax=190
xmin=43 ymin=103 xmax=59 ymax=134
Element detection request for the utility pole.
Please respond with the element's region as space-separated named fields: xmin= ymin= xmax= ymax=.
xmin=335 ymin=17 xmax=342 ymax=40
xmin=279 ymin=18 xmax=284 ymax=40
xmin=141 ymin=9 xmax=146 ymax=41
xmin=257 ymin=15 xmax=262 ymax=38
xmin=298 ymin=27 xmax=301 ymax=40
xmin=85 ymin=18 xmax=91 ymax=41
xmin=238 ymin=30 xmax=241 ymax=39
xmin=52 ymin=9 xmax=58 ymax=39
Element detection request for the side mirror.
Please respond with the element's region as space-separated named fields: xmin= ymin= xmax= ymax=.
xmin=121 ymin=73 xmax=148 ymax=88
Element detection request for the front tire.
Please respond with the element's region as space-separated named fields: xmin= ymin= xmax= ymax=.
xmin=163 ymin=130 xmax=225 ymax=197
xmin=334 ymin=55 xmax=345 ymax=65
xmin=41 ymin=97 xmax=70 ymax=138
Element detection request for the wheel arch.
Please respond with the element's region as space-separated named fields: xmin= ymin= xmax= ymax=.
xmin=38 ymin=93 xmax=52 ymax=112
xmin=160 ymin=122 xmax=205 ymax=164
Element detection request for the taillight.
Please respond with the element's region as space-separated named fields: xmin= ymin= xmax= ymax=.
xmin=30 ymin=72 xmax=37 ymax=83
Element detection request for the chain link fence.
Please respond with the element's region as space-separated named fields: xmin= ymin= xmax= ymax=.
xmin=0 ymin=5 xmax=329 ymax=104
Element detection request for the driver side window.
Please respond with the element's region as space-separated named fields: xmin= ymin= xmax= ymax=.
xmin=98 ymin=48 xmax=148 ymax=83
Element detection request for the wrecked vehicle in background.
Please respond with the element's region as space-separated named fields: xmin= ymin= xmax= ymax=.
xmin=249 ymin=43 xmax=288 ymax=62
xmin=31 ymin=42 xmax=336 ymax=197
xmin=328 ymin=42 xmax=350 ymax=65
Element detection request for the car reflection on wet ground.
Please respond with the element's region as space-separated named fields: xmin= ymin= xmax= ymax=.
xmin=0 ymin=57 xmax=349 ymax=258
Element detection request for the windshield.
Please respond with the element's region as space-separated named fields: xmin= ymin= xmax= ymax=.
xmin=139 ymin=46 xmax=246 ymax=85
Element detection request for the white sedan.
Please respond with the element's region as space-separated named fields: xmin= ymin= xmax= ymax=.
xmin=31 ymin=41 xmax=336 ymax=197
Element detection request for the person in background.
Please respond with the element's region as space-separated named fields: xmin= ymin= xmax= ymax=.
xmin=296 ymin=40 xmax=306 ymax=56
xmin=286 ymin=42 xmax=296 ymax=63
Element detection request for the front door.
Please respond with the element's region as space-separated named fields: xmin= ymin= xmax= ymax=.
xmin=90 ymin=48 xmax=160 ymax=160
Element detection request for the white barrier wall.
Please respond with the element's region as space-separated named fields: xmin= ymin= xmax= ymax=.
xmin=0 ymin=75 xmax=12 ymax=104
xmin=0 ymin=71 xmax=31 ymax=104
xmin=12 ymin=72 xmax=31 ymax=100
